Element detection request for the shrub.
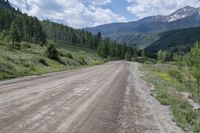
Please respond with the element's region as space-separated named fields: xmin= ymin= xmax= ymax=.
xmin=168 ymin=70 xmax=182 ymax=82
xmin=66 ymin=53 xmax=73 ymax=59
xmin=76 ymin=56 xmax=87 ymax=65
xmin=14 ymin=43 xmax=22 ymax=50
xmin=39 ymin=58 xmax=48 ymax=66
xmin=144 ymin=61 xmax=153 ymax=64
xmin=59 ymin=49 xmax=73 ymax=59
xmin=125 ymin=52 xmax=132 ymax=61
xmin=157 ymin=50 xmax=168 ymax=63
xmin=46 ymin=44 xmax=59 ymax=60
xmin=21 ymin=42 xmax=31 ymax=49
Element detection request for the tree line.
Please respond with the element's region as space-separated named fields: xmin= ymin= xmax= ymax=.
xmin=0 ymin=0 xmax=140 ymax=60
xmin=0 ymin=0 xmax=46 ymax=44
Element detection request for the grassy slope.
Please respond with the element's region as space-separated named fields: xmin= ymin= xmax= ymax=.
xmin=141 ymin=63 xmax=200 ymax=132
xmin=0 ymin=40 xmax=103 ymax=80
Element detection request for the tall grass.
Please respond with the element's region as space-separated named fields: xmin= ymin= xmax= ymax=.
xmin=142 ymin=63 xmax=200 ymax=132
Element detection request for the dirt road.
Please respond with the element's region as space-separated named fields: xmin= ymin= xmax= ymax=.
xmin=0 ymin=61 xmax=183 ymax=133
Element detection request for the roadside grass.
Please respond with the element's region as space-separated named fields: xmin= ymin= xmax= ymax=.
xmin=141 ymin=63 xmax=200 ymax=132
xmin=135 ymin=57 xmax=157 ymax=64
xmin=0 ymin=40 xmax=103 ymax=80
xmin=50 ymin=41 xmax=103 ymax=65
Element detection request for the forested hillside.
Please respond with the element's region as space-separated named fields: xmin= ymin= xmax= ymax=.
xmin=0 ymin=0 xmax=143 ymax=81
xmin=42 ymin=20 xmax=100 ymax=49
xmin=108 ymin=27 xmax=200 ymax=54
xmin=0 ymin=0 xmax=139 ymax=60
xmin=0 ymin=0 xmax=46 ymax=44
xmin=108 ymin=32 xmax=159 ymax=49
xmin=146 ymin=27 xmax=200 ymax=53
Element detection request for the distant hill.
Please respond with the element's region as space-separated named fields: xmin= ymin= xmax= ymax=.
xmin=87 ymin=6 xmax=200 ymax=35
xmin=146 ymin=27 xmax=200 ymax=53
xmin=87 ymin=6 xmax=200 ymax=53
xmin=108 ymin=27 xmax=200 ymax=53
xmin=108 ymin=32 xmax=160 ymax=49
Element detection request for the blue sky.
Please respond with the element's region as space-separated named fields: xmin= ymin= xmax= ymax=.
xmin=9 ymin=0 xmax=200 ymax=28
xmin=103 ymin=0 xmax=136 ymax=20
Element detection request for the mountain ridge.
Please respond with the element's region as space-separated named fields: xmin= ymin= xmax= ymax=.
xmin=87 ymin=6 xmax=200 ymax=35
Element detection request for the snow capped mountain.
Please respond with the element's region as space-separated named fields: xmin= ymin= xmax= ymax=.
xmin=167 ymin=6 xmax=198 ymax=22
xmin=133 ymin=6 xmax=200 ymax=22
xmin=139 ymin=15 xmax=168 ymax=23
xmin=140 ymin=6 xmax=200 ymax=23
xmin=87 ymin=6 xmax=200 ymax=35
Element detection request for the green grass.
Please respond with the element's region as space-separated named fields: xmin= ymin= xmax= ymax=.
xmin=0 ymin=40 xmax=103 ymax=80
xmin=141 ymin=63 xmax=200 ymax=132
xmin=50 ymin=41 xmax=102 ymax=64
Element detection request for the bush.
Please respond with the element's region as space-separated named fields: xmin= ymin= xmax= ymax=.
xmin=168 ymin=70 xmax=182 ymax=82
xmin=66 ymin=53 xmax=73 ymax=59
xmin=59 ymin=49 xmax=73 ymax=59
xmin=21 ymin=42 xmax=31 ymax=49
xmin=8 ymin=43 xmax=22 ymax=50
xmin=76 ymin=56 xmax=87 ymax=65
xmin=157 ymin=50 xmax=168 ymax=63
xmin=0 ymin=31 xmax=10 ymax=41
xmin=14 ymin=43 xmax=22 ymax=50
xmin=39 ymin=58 xmax=48 ymax=66
xmin=144 ymin=61 xmax=153 ymax=64
xmin=125 ymin=52 xmax=132 ymax=61
xmin=46 ymin=44 xmax=59 ymax=60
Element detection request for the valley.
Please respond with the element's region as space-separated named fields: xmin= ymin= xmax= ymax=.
xmin=1 ymin=0 xmax=200 ymax=133
xmin=87 ymin=6 xmax=200 ymax=52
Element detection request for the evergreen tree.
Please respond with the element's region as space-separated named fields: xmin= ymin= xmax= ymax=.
xmin=142 ymin=49 xmax=146 ymax=58
xmin=10 ymin=22 xmax=20 ymax=47
xmin=97 ymin=41 xmax=107 ymax=58
xmin=185 ymin=42 xmax=200 ymax=91
xmin=157 ymin=50 xmax=167 ymax=63
xmin=97 ymin=32 xmax=101 ymax=39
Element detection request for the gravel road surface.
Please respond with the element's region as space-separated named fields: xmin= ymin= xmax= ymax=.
xmin=0 ymin=61 xmax=183 ymax=133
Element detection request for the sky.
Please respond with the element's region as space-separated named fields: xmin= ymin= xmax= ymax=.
xmin=9 ymin=0 xmax=200 ymax=28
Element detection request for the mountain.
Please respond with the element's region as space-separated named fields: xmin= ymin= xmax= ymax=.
xmin=108 ymin=32 xmax=160 ymax=49
xmin=167 ymin=6 xmax=197 ymax=22
xmin=87 ymin=6 xmax=200 ymax=35
xmin=109 ymin=27 xmax=200 ymax=53
xmin=145 ymin=27 xmax=200 ymax=53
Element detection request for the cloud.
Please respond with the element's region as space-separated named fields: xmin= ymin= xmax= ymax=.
xmin=82 ymin=0 xmax=112 ymax=6
xmin=127 ymin=0 xmax=200 ymax=19
xmin=9 ymin=0 xmax=126 ymax=28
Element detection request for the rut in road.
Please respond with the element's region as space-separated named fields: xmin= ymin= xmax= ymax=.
xmin=0 ymin=61 xmax=183 ymax=133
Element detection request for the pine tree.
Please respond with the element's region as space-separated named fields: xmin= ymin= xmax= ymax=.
xmin=97 ymin=41 xmax=107 ymax=58
xmin=185 ymin=41 xmax=200 ymax=91
xmin=142 ymin=49 xmax=145 ymax=58
xmin=10 ymin=22 xmax=21 ymax=47
xmin=157 ymin=50 xmax=167 ymax=63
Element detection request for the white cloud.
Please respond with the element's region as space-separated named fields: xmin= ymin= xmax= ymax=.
xmin=9 ymin=0 xmax=125 ymax=28
xmin=82 ymin=0 xmax=112 ymax=6
xmin=127 ymin=0 xmax=200 ymax=19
